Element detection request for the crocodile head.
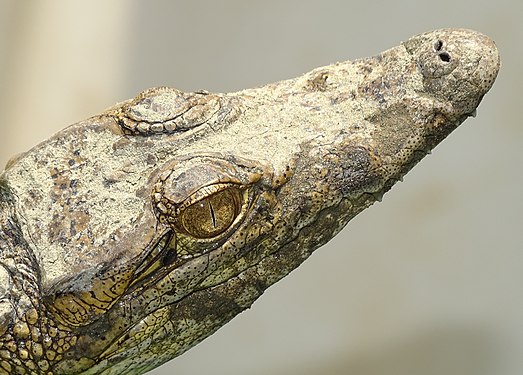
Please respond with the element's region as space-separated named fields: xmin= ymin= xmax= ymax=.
xmin=0 ymin=29 xmax=499 ymax=374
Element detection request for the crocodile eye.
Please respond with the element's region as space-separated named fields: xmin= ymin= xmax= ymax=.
xmin=152 ymin=159 xmax=257 ymax=240
xmin=178 ymin=187 xmax=243 ymax=238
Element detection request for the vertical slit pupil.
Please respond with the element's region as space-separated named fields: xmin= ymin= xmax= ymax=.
xmin=208 ymin=202 xmax=217 ymax=228
xmin=434 ymin=40 xmax=443 ymax=51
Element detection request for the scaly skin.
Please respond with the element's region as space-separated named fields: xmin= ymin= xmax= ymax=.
xmin=0 ymin=29 xmax=499 ymax=374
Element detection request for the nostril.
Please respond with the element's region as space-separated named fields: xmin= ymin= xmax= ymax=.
xmin=438 ymin=52 xmax=451 ymax=62
xmin=433 ymin=40 xmax=443 ymax=51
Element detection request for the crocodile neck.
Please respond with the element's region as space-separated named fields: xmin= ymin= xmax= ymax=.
xmin=0 ymin=178 xmax=76 ymax=374
xmin=0 ymin=178 xmax=40 ymax=302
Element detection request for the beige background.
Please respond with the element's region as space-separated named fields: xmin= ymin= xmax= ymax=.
xmin=0 ymin=1 xmax=521 ymax=374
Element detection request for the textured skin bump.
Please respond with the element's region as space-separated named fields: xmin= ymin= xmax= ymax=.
xmin=0 ymin=29 xmax=499 ymax=374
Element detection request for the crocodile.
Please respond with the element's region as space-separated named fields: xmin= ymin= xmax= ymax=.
xmin=0 ymin=29 xmax=499 ymax=374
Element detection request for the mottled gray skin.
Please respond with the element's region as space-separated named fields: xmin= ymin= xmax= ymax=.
xmin=0 ymin=29 xmax=499 ymax=374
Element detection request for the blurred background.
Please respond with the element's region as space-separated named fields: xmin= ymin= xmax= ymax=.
xmin=0 ymin=1 xmax=521 ymax=374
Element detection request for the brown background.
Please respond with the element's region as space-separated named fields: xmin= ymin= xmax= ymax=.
xmin=0 ymin=1 xmax=521 ymax=374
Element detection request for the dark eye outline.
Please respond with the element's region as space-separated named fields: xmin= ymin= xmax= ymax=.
xmin=155 ymin=183 xmax=252 ymax=241
xmin=177 ymin=185 xmax=246 ymax=238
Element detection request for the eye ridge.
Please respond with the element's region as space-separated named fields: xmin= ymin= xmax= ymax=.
xmin=176 ymin=182 xmax=238 ymax=212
